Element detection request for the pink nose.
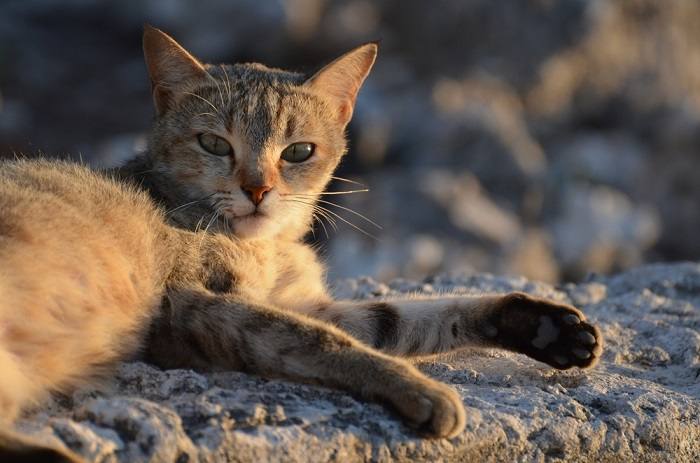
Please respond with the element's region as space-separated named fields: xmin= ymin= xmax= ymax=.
xmin=241 ymin=184 xmax=272 ymax=205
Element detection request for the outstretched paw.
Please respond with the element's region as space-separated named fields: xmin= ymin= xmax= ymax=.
xmin=491 ymin=292 xmax=603 ymax=369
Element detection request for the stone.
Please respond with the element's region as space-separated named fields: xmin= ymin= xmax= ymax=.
xmin=17 ymin=263 xmax=700 ymax=462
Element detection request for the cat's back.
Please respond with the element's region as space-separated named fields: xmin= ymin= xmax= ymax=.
xmin=0 ymin=159 xmax=171 ymax=408
xmin=0 ymin=158 xmax=159 ymax=231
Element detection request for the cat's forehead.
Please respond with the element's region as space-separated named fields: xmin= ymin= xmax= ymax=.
xmin=204 ymin=62 xmax=306 ymax=93
xmin=190 ymin=63 xmax=331 ymax=150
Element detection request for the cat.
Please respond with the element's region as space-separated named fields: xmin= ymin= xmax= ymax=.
xmin=0 ymin=26 xmax=603 ymax=462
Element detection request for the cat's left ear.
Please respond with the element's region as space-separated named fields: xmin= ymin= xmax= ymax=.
xmin=305 ymin=43 xmax=378 ymax=126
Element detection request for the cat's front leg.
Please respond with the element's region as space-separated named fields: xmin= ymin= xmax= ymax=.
xmin=311 ymin=293 xmax=603 ymax=369
xmin=144 ymin=288 xmax=466 ymax=438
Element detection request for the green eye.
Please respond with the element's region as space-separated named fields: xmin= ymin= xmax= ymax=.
xmin=281 ymin=142 xmax=315 ymax=163
xmin=198 ymin=133 xmax=232 ymax=156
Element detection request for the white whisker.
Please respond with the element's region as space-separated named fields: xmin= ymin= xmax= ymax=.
xmin=282 ymin=199 xmax=336 ymax=235
xmin=220 ymin=64 xmax=233 ymax=105
xmin=330 ymin=176 xmax=368 ymax=188
xmin=166 ymin=193 xmax=215 ymax=216
xmin=289 ymin=189 xmax=369 ymax=196
xmin=285 ymin=195 xmax=381 ymax=230
xmin=314 ymin=198 xmax=382 ymax=230
xmin=181 ymin=91 xmax=221 ymax=115
xmin=315 ymin=203 xmax=379 ymax=241
xmin=283 ymin=198 xmax=376 ymax=240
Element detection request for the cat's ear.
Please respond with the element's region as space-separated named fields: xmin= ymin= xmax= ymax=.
xmin=143 ymin=25 xmax=207 ymax=115
xmin=305 ymin=43 xmax=378 ymax=126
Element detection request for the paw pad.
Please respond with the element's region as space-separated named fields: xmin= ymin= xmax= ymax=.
xmin=494 ymin=292 xmax=603 ymax=370
xmin=531 ymin=316 xmax=560 ymax=349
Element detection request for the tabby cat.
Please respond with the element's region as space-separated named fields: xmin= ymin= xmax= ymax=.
xmin=0 ymin=26 xmax=602 ymax=462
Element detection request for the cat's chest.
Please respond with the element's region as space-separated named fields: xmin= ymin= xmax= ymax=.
xmin=195 ymin=237 xmax=329 ymax=310
xmin=197 ymin=238 xmax=279 ymax=302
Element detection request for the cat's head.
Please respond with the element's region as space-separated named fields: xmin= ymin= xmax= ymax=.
xmin=142 ymin=25 xmax=376 ymax=240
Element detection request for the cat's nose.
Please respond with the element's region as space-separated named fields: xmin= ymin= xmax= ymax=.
xmin=241 ymin=184 xmax=272 ymax=205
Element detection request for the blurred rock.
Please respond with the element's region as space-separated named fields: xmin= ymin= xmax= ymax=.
xmin=421 ymin=170 xmax=521 ymax=245
xmin=504 ymin=228 xmax=560 ymax=283
xmin=550 ymin=132 xmax=649 ymax=194
xmin=549 ymin=185 xmax=660 ymax=280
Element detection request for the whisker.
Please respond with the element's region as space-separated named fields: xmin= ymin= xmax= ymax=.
xmin=181 ymin=91 xmax=221 ymax=115
xmin=165 ymin=193 xmax=215 ymax=215
xmin=281 ymin=199 xmax=338 ymax=232
xmin=312 ymin=206 xmax=339 ymax=231
xmin=285 ymin=197 xmax=378 ymax=240
xmin=197 ymin=210 xmax=219 ymax=250
xmin=304 ymin=208 xmax=328 ymax=239
xmin=194 ymin=215 xmax=206 ymax=233
xmin=315 ymin=203 xmax=379 ymax=241
xmin=330 ymin=176 xmax=368 ymax=188
xmin=202 ymin=210 xmax=220 ymax=236
xmin=313 ymin=213 xmax=328 ymax=239
xmin=286 ymin=189 xmax=369 ymax=196
xmin=214 ymin=77 xmax=227 ymax=108
xmin=131 ymin=168 xmax=159 ymax=175
xmin=220 ymin=64 xmax=233 ymax=105
xmin=289 ymin=200 xmax=327 ymax=238
xmin=315 ymin=199 xmax=382 ymax=230
xmin=285 ymin=196 xmax=381 ymax=229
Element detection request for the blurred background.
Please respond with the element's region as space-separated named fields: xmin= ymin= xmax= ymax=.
xmin=0 ymin=0 xmax=698 ymax=283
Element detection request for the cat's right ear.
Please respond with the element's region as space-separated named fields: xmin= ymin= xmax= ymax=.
xmin=143 ymin=25 xmax=207 ymax=115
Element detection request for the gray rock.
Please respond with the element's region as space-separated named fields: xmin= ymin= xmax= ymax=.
xmin=18 ymin=263 xmax=700 ymax=462
xmin=549 ymin=185 xmax=660 ymax=279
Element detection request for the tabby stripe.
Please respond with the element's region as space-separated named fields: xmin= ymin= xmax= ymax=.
xmin=367 ymin=303 xmax=400 ymax=349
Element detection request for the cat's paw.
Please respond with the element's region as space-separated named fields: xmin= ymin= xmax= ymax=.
xmin=389 ymin=378 xmax=466 ymax=438
xmin=491 ymin=292 xmax=603 ymax=370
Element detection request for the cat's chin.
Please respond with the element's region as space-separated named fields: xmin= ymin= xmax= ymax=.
xmin=229 ymin=212 xmax=277 ymax=239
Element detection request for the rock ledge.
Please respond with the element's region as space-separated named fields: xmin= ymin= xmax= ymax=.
xmin=21 ymin=263 xmax=700 ymax=462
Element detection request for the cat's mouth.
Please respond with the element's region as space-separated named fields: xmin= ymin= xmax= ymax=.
xmin=235 ymin=210 xmax=266 ymax=220
xmin=223 ymin=209 xmax=272 ymax=237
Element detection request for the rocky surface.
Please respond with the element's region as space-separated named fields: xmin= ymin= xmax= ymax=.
xmin=17 ymin=263 xmax=700 ymax=462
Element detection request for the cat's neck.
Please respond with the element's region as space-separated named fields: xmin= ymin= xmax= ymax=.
xmin=115 ymin=154 xmax=216 ymax=233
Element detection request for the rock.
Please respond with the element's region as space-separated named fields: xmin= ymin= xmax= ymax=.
xmin=18 ymin=263 xmax=700 ymax=462
xmin=548 ymin=185 xmax=661 ymax=280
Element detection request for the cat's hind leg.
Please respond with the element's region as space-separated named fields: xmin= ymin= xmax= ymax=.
xmin=309 ymin=292 xmax=603 ymax=369
xmin=0 ymin=346 xmax=32 ymax=424
xmin=0 ymin=427 xmax=85 ymax=463
xmin=0 ymin=348 xmax=85 ymax=463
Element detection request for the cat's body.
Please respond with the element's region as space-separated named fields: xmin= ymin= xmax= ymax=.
xmin=0 ymin=27 xmax=603 ymax=462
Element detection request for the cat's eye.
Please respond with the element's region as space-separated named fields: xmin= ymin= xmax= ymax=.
xmin=281 ymin=143 xmax=315 ymax=163
xmin=198 ymin=133 xmax=233 ymax=157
